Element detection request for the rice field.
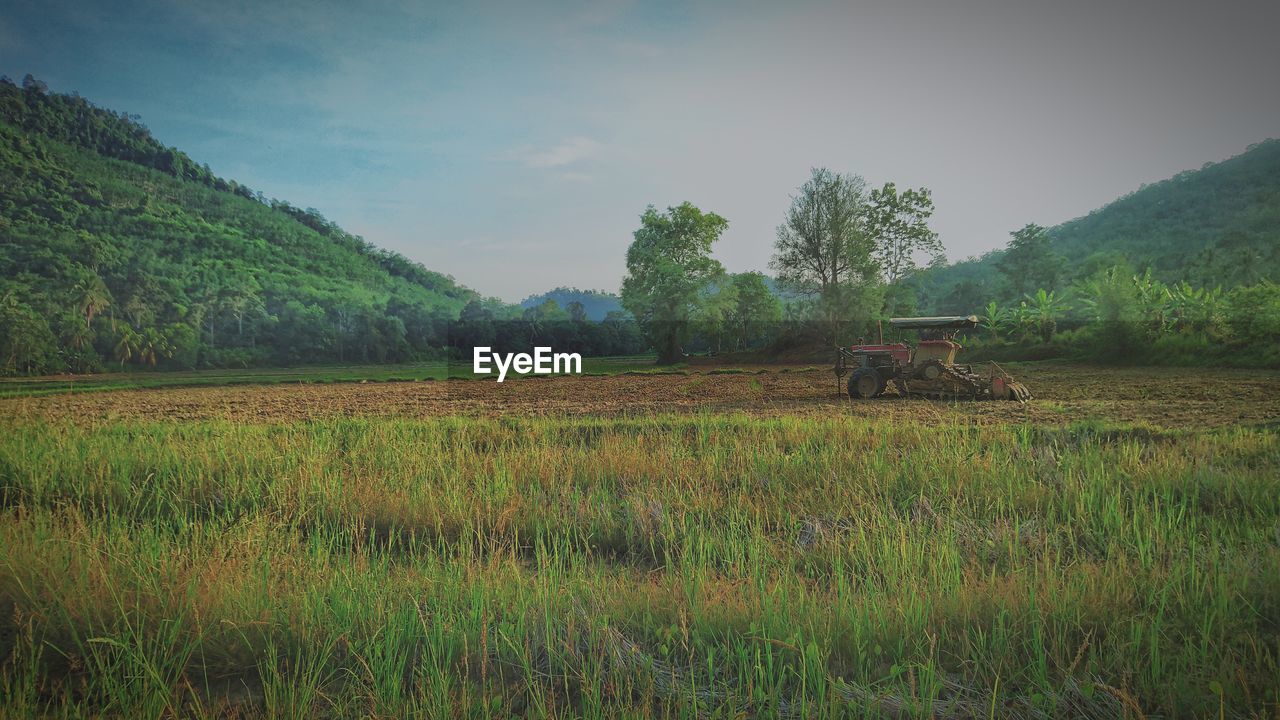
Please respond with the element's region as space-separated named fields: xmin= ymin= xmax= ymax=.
xmin=1 ymin=368 xmax=1278 ymax=717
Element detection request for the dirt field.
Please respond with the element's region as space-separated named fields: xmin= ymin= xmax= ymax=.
xmin=4 ymin=362 xmax=1277 ymax=428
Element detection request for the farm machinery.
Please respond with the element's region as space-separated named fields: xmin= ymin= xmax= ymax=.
xmin=834 ymin=316 xmax=1032 ymax=402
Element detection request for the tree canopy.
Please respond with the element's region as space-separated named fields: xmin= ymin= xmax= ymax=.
xmin=621 ymin=203 xmax=728 ymax=364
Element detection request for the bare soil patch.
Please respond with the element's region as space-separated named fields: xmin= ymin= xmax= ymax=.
xmin=3 ymin=363 xmax=1276 ymax=428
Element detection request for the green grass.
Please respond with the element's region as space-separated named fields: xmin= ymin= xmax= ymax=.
xmin=1 ymin=414 xmax=1276 ymax=717
xmin=0 ymin=356 xmax=666 ymax=399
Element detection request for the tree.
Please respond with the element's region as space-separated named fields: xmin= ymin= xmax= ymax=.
xmin=997 ymin=224 xmax=1066 ymax=298
xmin=73 ymin=274 xmax=112 ymax=328
xmin=728 ymin=272 xmax=782 ymax=350
xmin=137 ymin=327 xmax=174 ymax=367
xmin=868 ymin=182 xmax=943 ymax=285
xmin=0 ymin=290 xmax=57 ymax=374
xmin=113 ymin=327 xmax=142 ymax=366
xmin=621 ymin=203 xmax=727 ymax=364
xmin=940 ymin=279 xmax=986 ymax=315
xmin=771 ymin=168 xmax=880 ymax=341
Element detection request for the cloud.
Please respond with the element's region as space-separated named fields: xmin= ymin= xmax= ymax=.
xmin=514 ymin=136 xmax=601 ymax=168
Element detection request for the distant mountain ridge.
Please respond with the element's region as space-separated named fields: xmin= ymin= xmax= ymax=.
xmin=519 ymin=287 xmax=624 ymax=321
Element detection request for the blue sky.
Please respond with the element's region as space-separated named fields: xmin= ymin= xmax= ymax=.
xmin=4 ymin=0 xmax=1279 ymax=301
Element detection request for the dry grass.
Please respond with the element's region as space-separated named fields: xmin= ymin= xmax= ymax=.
xmin=1 ymin=412 xmax=1277 ymax=717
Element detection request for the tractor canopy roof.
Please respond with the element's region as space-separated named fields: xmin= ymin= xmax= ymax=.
xmin=888 ymin=315 xmax=979 ymax=330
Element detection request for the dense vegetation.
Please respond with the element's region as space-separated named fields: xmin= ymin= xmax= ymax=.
xmin=963 ymin=269 xmax=1280 ymax=368
xmin=4 ymin=76 xmax=1278 ymax=375
xmin=915 ymin=139 xmax=1280 ymax=313
xmin=520 ymin=287 xmax=624 ymax=322
xmin=2 ymin=414 xmax=1276 ymax=717
xmin=0 ymin=76 xmax=491 ymax=374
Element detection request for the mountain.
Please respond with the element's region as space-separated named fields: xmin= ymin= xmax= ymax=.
xmin=519 ymin=287 xmax=624 ymax=321
xmin=916 ymin=139 xmax=1280 ymax=312
xmin=0 ymin=76 xmax=479 ymax=373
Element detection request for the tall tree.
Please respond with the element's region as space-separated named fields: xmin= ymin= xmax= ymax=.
xmin=868 ymin=182 xmax=943 ymax=285
xmin=997 ymin=224 xmax=1067 ymax=298
xmin=621 ymin=203 xmax=727 ymax=364
xmin=770 ymin=168 xmax=879 ymax=339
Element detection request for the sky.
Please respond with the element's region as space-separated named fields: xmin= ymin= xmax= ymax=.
xmin=4 ymin=0 xmax=1279 ymax=302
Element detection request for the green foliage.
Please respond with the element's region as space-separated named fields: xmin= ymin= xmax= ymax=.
xmin=0 ymin=78 xmax=487 ymax=374
xmin=770 ymin=168 xmax=878 ymax=337
xmin=621 ymin=203 xmax=728 ymax=364
xmin=520 ymin=287 xmax=623 ymax=321
xmin=868 ymin=182 xmax=943 ymax=284
xmin=916 ymin=140 xmax=1280 ymax=311
xmin=974 ymin=269 xmax=1280 ymax=367
xmin=1023 ymin=289 xmax=1070 ymax=343
xmin=997 ymin=224 xmax=1066 ymax=299
xmin=727 ymin=272 xmax=782 ymax=350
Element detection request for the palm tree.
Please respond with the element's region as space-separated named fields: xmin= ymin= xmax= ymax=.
xmin=114 ymin=327 xmax=141 ymax=366
xmin=74 ymin=276 xmax=112 ymax=327
xmin=137 ymin=328 xmax=173 ymax=367
xmin=65 ymin=319 xmax=93 ymax=351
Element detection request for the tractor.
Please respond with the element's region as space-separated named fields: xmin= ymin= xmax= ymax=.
xmin=834 ymin=316 xmax=1031 ymax=402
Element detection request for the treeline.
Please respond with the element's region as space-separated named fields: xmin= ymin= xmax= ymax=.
xmin=518 ymin=287 xmax=623 ymax=322
xmin=618 ymin=172 xmax=941 ymax=363
xmin=911 ymin=222 xmax=1280 ymax=367
xmin=5 ymin=78 xmax=1277 ymax=374
xmin=449 ymin=299 xmax=647 ymax=358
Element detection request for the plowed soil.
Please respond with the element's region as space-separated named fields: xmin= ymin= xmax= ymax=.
xmin=4 ymin=363 xmax=1277 ymax=428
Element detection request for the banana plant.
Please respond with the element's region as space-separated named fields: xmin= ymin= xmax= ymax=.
xmin=979 ymin=301 xmax=1007 ymax=340
xmin=1024 ymin=289 xmax=1070 ymax=343
xmin=1132 ymin=269 xmax=1172 ymax=336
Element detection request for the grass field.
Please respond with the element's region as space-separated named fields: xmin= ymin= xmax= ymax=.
xmin=1 ymin=364 xmax=1278 ymax=717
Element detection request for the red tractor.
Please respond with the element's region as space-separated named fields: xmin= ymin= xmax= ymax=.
xmin=834 ymin=316 xmax=1031 ymax=402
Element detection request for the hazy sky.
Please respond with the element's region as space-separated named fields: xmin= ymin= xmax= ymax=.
xmin=5 ymin=0 xmax=1279 ymax=301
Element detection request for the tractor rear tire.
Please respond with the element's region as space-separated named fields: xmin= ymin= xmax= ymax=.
xmin=848 ymin=368 xmax=885 ymax=399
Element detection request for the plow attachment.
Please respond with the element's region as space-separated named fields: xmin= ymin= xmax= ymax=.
xmin=895 ymin=361 xmax=1031 ymax=403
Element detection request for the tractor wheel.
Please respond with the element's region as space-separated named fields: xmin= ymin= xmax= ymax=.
xmin=917 ymin=359 xmax=946 ymax=381
xmin=848 ymin=368 xmax=885 ymax=399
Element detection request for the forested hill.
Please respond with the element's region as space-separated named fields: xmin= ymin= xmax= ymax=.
xmin=0 ymin=76 xmax=480 ymax=373
xmin=520 ymin=287 xmax=624 ymax=321
xmin=916 ymin=139 xmax=1280 ymax=311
